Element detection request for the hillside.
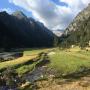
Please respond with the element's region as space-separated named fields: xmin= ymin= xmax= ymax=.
xmin=65 ymin=4 xmax=90 ymax=34
xmin=60 ymin=4 xmax=90 ymax=48
xmin=0 ymin=11 xmax=55 ymax=49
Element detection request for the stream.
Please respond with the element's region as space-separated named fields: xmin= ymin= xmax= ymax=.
xmin=25 ymin=66 xmax=47 ymax=82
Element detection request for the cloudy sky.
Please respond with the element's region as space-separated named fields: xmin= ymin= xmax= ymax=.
xmin=0 ymin=0 xmax=90 ymax=30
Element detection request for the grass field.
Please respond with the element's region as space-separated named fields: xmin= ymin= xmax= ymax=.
xmin=48 ymin=47 xmax=90 ymax=76
xmin=23 ymin=48 xmax=52 ymax=56
xmin=0 ymin=47 xmax=90 ymax=77
xmin=18 ymin=47 xmax=90 ymax=90
xmin=0 ymin=55 xmax=37 ymax=70
xmin=0 ymin=48 xmax=52 ymax=75
xmin=0 ymin=49 xmax=41 ymax=70
xmin=1 ymin=47 xmax=90 ymax=90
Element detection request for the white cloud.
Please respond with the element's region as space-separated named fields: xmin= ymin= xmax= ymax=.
xmin=60 ymin=0 xmax=90 ymax=13
xmin=9 ymin=0 xmax=90 ymax=30
xmin=0 ymin=8 xmax=13 ymax=14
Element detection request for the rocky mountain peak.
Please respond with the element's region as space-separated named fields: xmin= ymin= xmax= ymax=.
xmin=12 ymin=11 xmax=27 ymax=19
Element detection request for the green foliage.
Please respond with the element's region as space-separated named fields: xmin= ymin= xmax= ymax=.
xmin=16 ymin=64 xmax=35 ymax=75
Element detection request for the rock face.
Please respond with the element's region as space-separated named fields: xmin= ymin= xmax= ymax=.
xmin=59 ymin=4 xmax=90 ymax=47
xmin=65 ymin=4 xmax=90 ymax=35
xmin=0 ymin=11 xmax=55 ymax=49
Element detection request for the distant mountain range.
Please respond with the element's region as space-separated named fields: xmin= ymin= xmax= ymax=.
xmin=0 ymin=11 xmax=55 ymax=49
xmin=52 ymin=30 xmax=64 ymax=37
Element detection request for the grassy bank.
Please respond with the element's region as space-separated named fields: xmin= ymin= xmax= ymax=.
xmin=0 ymin=48 xmax=52 ymax=75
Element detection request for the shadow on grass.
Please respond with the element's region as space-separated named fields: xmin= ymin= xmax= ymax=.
xmin=36 ymin=59 xmax=50 ymax=67
xmin=63 ymin=68 xmax=90 ymax=80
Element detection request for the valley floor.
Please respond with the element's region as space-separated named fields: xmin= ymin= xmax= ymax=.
xmin=0 ymin=47 xmax=90 ymax=90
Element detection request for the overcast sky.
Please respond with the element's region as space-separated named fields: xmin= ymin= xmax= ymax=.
xmin=0 ymin=0 xmax=90 ymax=30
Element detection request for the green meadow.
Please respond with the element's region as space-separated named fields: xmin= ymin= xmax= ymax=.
xmin=0 ymin=47 xmax=90 ymax=77
xmin=48 ymin=48 xmax=90 ymax=76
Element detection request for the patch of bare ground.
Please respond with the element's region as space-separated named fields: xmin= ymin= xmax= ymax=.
xmin=36 ymin=75 xmax=90 ymax=90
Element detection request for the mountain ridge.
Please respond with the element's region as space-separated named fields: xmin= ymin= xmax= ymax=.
xmin=64 ymin=4 xmax=90 ymax=35
xmin=0 ymin=11 xmax=55 ymax=49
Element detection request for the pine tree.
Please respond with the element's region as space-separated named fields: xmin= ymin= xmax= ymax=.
xmin=53 ymin=36 xmax=58 ymax=47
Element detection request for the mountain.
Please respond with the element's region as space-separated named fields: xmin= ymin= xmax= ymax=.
xmin=52 ymin=30 xmax=64 ymax=37
xmin=64 ymin=4 xmax=90 ymax=35
xmin=12 ymin=11 xmax=27 ymax=19
xmin=60 ymin=4 xmax=90 ymax=48
xmin=0 ymin=11 xmax=55 ymax=49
